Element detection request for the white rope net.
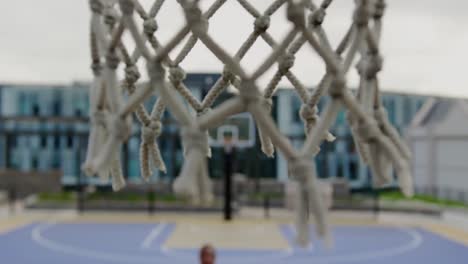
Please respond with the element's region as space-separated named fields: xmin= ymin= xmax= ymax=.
xmin=82 ymin=0 xmax=413 ymax=247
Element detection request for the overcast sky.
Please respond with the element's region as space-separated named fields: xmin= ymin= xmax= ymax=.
xmin=0 ymin=0 xmax=467 ymax=97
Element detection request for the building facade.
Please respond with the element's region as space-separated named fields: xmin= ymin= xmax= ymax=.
xmin=409 ymin=98 xmax=468 ymax=200
xmin=275 ymin=89 xmax=427 ymax=188
xmin=0 ymin=82 xmax=90 ymax=185
xmin=0 ymin=74 xmax=428 ymax=189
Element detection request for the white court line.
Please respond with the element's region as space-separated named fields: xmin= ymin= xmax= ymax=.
xmin=140 ymin=223 xmax=166 ymax=249
xmin=287 ymin=226 xmax=423 ymax=264
xmin=30 ymin=221 xmax=422 ymax=264
xmin=288 ymin=224 xmax=314 ymax=251
xmin=160 ymin=223 xmax=294 ymax=263
xmin=31 ymin=222 xmax=165 ymax=263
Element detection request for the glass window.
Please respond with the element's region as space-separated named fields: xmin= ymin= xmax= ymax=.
xmin=18 ymin=93 xmax=27 ymax=115
xmin=54 ymin=135 xmax=60 ymax=149
xmin=417 ymin=100 xmax=424 ymax=111
xmin=347 ymin=137 xmax=356 ymax=154
xmin=32 ymin=157 xmax=38 ymax=170
xmin=129 ymin=159 xmax=140 ymax=178
xmin=349 ymin=159 xmax=358 ymax=180
xmin=10 ymin=135 xmax=17 ymax=148
xmin=335 ymin=110 xmax=346 ymax=126
xmin=317 ymin=97 xmax=327 ymax=111
xmin=53 ymin=101 xmax=61 ymax=116
xmin=321 ymin=140 xmax=335 ymax=152
xmin=32 ymin=104 xmax=40 ymax=116
xmin=315 ymin=154 xmax=327 ymax=178
xmin=9 ymin=152 xmax=19 ymax=169
xmin=40 ymin=136 xmax=47 ymax=148
xmin=51 ymin=153 xmax=61 ymax=169
xmin=67 ymin=133 xmax=73 ymax=148
xmin=336 ymin=157 xmax=344 ymax=178
xmin=387 ymin=99 xmax=396 ymax=124
xmin=291 ymin=96 xmax=302 ymax=124
xmin=403 ymin=98 xmax=412 ymax=124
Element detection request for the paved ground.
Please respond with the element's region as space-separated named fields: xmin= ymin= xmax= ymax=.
xmin=1 ymin=209 xmax=468 ymax=264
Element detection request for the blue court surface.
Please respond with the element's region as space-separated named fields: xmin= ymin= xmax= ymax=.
xmin=1 ymin=222 xmax=467 ymax=264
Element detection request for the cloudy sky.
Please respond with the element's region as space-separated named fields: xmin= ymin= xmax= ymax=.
xmin=0 ymin=0 xmax=467 ymax=97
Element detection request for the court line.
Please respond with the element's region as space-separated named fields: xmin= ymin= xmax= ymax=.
xmin=0 ymin=221 xmax=37 ymax=237
xmin=168 ymin=222 xmax=290 ymax=250
xmin=287 ymin=224 xmax=315 ymax=251
xmin=0 ymin=220 xmax=34 ymax=236
xmin=140 ymin=223 xmax=166 ymax=249
xmin=1 ymin=210 xmax=76 ymax=236
xmin=31 ymin=222 xmax=170 ymax=263
xmin=30 ymin=221 xmax=422 ymax=264
xmin=159 ymin=223 xmax=294 ymax=263
xmin=287 ymin=226 xmax=423 ymax=264
xmin=422 ymin=223 xmax=468 ymax=247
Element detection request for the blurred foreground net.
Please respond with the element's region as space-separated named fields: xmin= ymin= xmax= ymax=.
xmin=82 ymin=0 xmax=413 ymax=246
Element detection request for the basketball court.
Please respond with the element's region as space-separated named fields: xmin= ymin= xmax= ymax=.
xmin=1 ymin=211 xmax=468 ymax=264
xmin=1 ymin=0 xmax=468 ymax=263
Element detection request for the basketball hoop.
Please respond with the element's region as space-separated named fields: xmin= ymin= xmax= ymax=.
xmin=82 ymin=0 xmax=412 ymax=246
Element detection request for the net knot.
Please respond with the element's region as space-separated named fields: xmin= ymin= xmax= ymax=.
xmin=300 ymin=104 xmax=317 ymax=123
xmin=91 ymin=61 xmax=102 ymax=76
xmin=119 ymin=0 xmax=134 ymax=15
xmin=239 ymin=80 xmax=261 ymax=104
xmin=278 ymin=54 xmax=295 ymax=74
xmin=287 ymin=0 xmax=306 ymax=28
xmin=181 ymin=127 xmax=208 ymax=153
xmin=104 ymin=7 xmax=118 ymax=26
xmin=326 ymin=58 xmax=342 ymax=75
xmin=89 ymin=0 xmax=103 ymax=14
xmin=184 ymin=3 xmax=209 ymax=35
xmin=106 ymin=52 xmax=120 ymax=70
xmin=143 ymin=19 xmax=158 ymax=36
xmin=289 ymin=158 xmax=312 ymax=183
xmin=142 ymin=121 xmax=162 ymax=143
xmin=357 ymin=54 xmax=383 ymax=79
xmin=110 ymin=115 xmax=131 ymax=141
xmin=222 ymin=68 xmax=235 ymax=83
xmin=309 ymin=8 xmax=326 ymax=27
xmin=125 ymin=65 xmax=140 ymax=83
xmin=373 ymin=0 xmax=386 ymax=19
xmin=357 ymin=120 xmax=380 ymax=142
xmin=197 ymin=107 xmax=211 ymax=117
xmin=354 ymin=1 xmax=370 ymax=27
xmin=328 ymin=74 xmax=346 ymax=98
xmin=254 ymin=16 xmax=270 ymax=33
xmin=169 ymin=66 xmax=186 ymax=84
xmin=321 ymin=0 xmax=333 ymax=9
xmin=262 ymin=97 xmax=273 ymax=112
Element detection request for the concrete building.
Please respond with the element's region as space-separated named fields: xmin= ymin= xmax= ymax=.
xmin=0 ymin=74 xmax=429 ymax=189
xmin=409 ymin=98 xmax=468 ymax=200
xmin=0 ymin=74 xmax=221 ymax=186
xmin=275 ymin=89 xmax=427 ymax=188
xmin=0 ymin=82 xmax=91 ymax=185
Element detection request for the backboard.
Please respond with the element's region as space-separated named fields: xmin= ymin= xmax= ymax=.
xmin=208 ymin=112 xmax=255 ymax=148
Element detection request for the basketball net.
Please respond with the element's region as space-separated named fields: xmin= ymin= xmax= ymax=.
xmin=82 ymin=0 xmax=413 ymax=246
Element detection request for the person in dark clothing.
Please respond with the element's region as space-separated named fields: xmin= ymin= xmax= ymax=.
xmin=199 ymin=244 xmax=216 ymax=264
